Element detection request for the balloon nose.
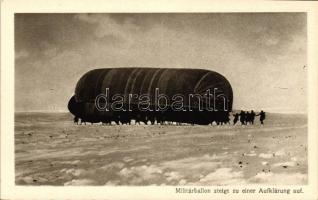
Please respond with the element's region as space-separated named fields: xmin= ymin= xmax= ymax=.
xmin=68 ymin=95 xmax=81 ymax=117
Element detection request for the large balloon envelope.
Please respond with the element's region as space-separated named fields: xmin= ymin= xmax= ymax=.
xmin=68 ymin=68 xmax=233 ymax=125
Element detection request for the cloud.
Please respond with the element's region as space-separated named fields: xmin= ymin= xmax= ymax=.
xmin=15 ymin=49 xmax=29 ymax=59
xmin=15 ymin=13 xmax=307 ymax=112
xmin=263 ymin=37 xmax=280 ymax=46
xmin=74 ymin=14 xmax=139 ymax=39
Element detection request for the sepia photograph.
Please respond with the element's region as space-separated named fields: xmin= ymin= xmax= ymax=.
xmin=1 ymin=0 xmax=318 ymax=199
xmin=14 ymin=13 xmax=308 ymax=186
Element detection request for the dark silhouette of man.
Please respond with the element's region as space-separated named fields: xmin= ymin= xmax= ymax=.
xmin=233 ymin=113 xmax=239 ymax=125
xmin=246 ymin=111 xmax=251 ymax=125
xmin=223 ymin=112 xmax=230 ymax=125
xmin=250 ymin=110 xmax=256 ymax=125
xmin=257 ymin=110 xmax=266 ymax=125
xmin=239 ymin=110 xmax=246 ymax=125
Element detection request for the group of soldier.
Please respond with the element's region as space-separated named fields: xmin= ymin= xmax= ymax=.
xmin=233 ymin=110 xmax=266 ymax=125
xmin=73 ymin=110 xmax=266 ymax=126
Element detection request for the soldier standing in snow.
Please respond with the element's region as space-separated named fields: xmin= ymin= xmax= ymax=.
xmin=239 ymin=110 xmax=246 ymax=125
xmin=257 ymin=110 xmax=266 ymax=125
xmin=233 ymin=113 xmax=239 ymax=125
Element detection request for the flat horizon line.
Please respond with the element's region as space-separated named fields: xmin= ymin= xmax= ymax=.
xmin=14 ymin=110 xmax=308 ymax=115
xmin=15 ymin=110 xmax=69 ymax=113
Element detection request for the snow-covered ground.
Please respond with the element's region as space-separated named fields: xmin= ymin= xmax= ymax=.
xmin=15 ymin=112 xmax=307 ymax=185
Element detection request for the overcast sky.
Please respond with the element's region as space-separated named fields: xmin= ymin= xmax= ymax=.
xmin=15 ymin=13 xmax=307 ymax=113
